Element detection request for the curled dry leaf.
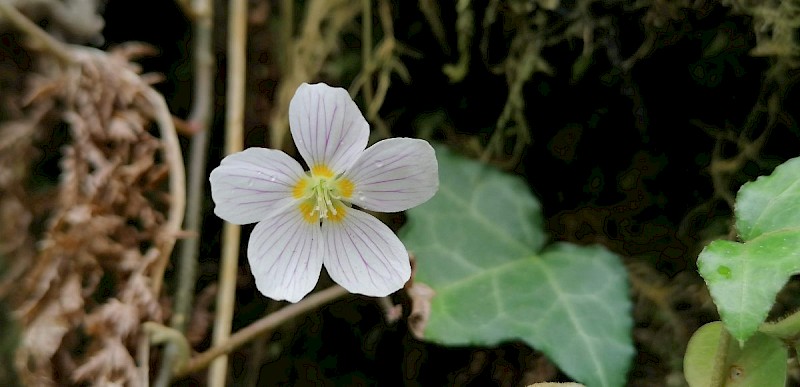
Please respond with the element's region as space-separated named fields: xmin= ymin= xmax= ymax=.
xmin=71 ymin=338 xmax=141 ymax=386
xmin=5 ymin=0 xmax=105 ymax=44
xmin=19 ymin=276 xmax=82 ymax=372
xmin=84 ymin=299 xmax=140 ymax=338
xmin=407 ymin=282 xmax=436 ymax=339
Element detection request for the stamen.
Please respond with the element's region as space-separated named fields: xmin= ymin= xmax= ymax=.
xmin=316 ymin=186 xmax=327 ymax=218
xmin=329 ymin=198 xmax=338 ymax=215
xmin=298 ymin=165 xmax=353 ymax=224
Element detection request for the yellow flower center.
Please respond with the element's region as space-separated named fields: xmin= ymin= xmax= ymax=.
xmin=293 ymin=164 xmax=354 ymax=224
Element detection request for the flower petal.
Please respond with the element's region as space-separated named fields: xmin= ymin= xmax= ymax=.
xmin=248 ymin=205 xmax=324 ymax=303
xmin=321 ymin=209 xmax=411 ymax=297
xmin=210 ymin=147 xmax=306 ymax=225
xmin=289 ymin=83 xmax=369 ymax=173
xmin=344 ymin=138 xmax=439 ymax=212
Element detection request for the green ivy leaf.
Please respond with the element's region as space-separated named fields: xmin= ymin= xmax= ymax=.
xmin=697 ymin=156 xmax=800 ymax=343
xmin=684 ymin=322 xmax=786 ymax=387
xmin=400 ymin=146 xmax=633 ymax=387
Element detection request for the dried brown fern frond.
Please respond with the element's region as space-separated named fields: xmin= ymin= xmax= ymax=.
xmin=2 ymin=0 xmax=105 ymax=44
xmin=0 ymin=4 xmax=185 ymax=386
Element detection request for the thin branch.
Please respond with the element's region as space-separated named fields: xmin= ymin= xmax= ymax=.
xmin=207 ymin=0 xmax=247 ymax=385
xmin=0 ymin=3 xmax=75 ymax=63
xmin=171 ymin=0 xmax=215 ymax=336
xmin=138 ymin=73 xmax=188 ymax=387
xmin=279 ymin=0 xmax=294 ymax=73
xmin=360 ymin=0 xmax=375 ymax=107
xmin=174 ymin=286 xmax=349 ymax=378
xmin=155 ymin=0 xmax=215 ymax=385
xmin=144 ymin=83 xmax=187 ymax=299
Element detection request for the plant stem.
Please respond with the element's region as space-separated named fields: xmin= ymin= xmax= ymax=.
xmin=173 ymin=0 xmax=214 ymax=339
xmin=0 ymin=3 xmax=75 ymax=63
xmin=154 ymin=0 xmax=214 ymax=385
xmin=709 ymin=326 xmax=731 ymax=387
xmin=759 ymin=309 xmax=800 ymax=340
xmin=174 ymin=285 xmax=348 ymax=378
xmin=279 ymin=0 xmax=293 ymax=73
xmin=360 ymin=0 xmax=374 ymax=108
xmin=207 ymin=0 xmax=247 ymax=385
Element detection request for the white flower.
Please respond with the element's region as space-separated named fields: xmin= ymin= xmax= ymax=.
xmin=209 ymin=83 xmax=439 ymax=303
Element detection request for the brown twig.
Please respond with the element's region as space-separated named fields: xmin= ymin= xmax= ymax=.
xmin=142 ymin=82 xmax=187 ymax=298
xmin=207 ymin=0 xmax=247 ymax=385
xmin=174 ymin=286 xmax=349 ymax=378
xmin=0 ymin=3 xmax=75 ymax=63
xmin=138 ymin=68 xmax=188 ymax=387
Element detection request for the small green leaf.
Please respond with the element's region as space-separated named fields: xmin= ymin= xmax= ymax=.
xmin=698 ymin=232 xmax=800 ymax=340
xmin=401 ymin=146 xmax=633 ymax=387
xmin=684 ymin=322 xmax=786 ymax=387
xmin=735 ymin=157 xmax=800 ymax=241
xmin=697 ymin=156 xmax=800 ymax=342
